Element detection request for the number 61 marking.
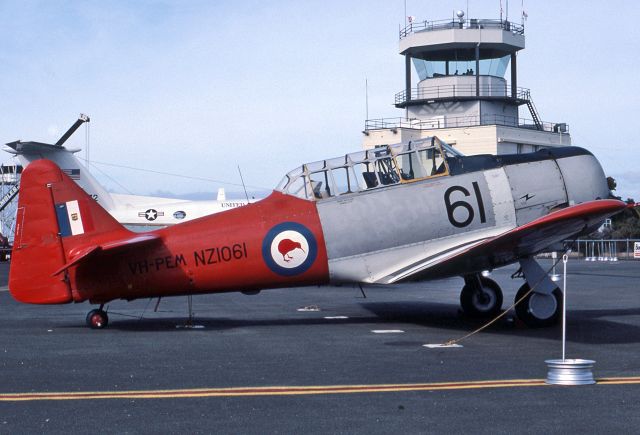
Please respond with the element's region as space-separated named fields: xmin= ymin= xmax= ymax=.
xmin=444 ymin=181 xmax=487 ymax=228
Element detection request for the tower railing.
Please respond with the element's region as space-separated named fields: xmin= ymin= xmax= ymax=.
xmin=395 ymin=83 xmax=531 ymax=105
xmin=400 ymin=18 xmax=524 ymax=39
xmin=364 ymin=115 xmax=568 ymax=134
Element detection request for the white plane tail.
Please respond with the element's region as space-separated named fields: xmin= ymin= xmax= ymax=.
xmin=5 ymin=141 xmax=116 ymax=211
xmin=217 ymin=187 xmax=226 ymax=202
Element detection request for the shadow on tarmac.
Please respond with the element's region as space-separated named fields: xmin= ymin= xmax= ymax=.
xmin=46 ymin=298 xmax=640 ymax=346
xmin=361 ymin=301 xmax=640 ymax=345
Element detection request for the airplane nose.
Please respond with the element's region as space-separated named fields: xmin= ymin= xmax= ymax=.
xmin=554 ymin=148 xmax=610 ymax=204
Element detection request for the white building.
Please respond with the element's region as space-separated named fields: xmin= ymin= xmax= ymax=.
xmin=363 ymin=14 xmax=570 ymax=155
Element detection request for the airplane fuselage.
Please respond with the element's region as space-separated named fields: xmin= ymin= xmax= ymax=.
xmin=60 ymin=146 xmax=609 ymax=304
xmin=9 ymin=139 xmax=626 ymax=329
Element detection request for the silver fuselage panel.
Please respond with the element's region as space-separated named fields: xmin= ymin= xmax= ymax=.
xmin=313 ymin=151 xmax=608 ymax=284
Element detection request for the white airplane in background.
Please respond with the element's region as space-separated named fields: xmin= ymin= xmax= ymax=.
xmin=5 ymin=116 xmax=257 ymax=227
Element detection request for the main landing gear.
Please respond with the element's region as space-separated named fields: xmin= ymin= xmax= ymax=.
xmin=515 ymin=283 xmax=562 ymax=328
xmin=460 ymin=275 xmax=503 ymax=318
xmin=86 ymin=305 xmax=108 ymax=329
xmin=459 ymin=259 xmax=563 ymax=328
xmin=514 ymin=257 xmax=563 ymax=328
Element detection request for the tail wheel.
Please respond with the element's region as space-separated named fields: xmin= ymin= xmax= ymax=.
xmin=86 ymin=309 xmax=109 ymax=329
xmin=460 ymin=277 xmax=503 ymax=318
xmin=515 ymin=283 xmax=562 ymax=328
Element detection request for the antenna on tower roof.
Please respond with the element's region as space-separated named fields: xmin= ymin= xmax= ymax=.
xmin=365 ymin=78 xmax=369 ymax=122
xmin=404 ymin=0 xmax=407 ymax=27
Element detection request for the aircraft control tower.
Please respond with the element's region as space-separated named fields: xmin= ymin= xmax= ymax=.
xmin=363 ymin=13 xmax=570 ymax=154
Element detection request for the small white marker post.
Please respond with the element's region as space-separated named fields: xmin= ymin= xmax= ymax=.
xmin=297 ymin=305 xmax=320 ymax=312
xmin=545 ymin=253 xmax=595 ymax=385
xmin=562 ymin=254 xmax=567 ymax=360
xmin=423 ymin=343 xmax=463 ymax=349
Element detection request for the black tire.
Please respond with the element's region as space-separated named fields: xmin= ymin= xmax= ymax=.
xmin=86 ymin=309 xmax=109 ymax=329
xmin=460 ymin=277 xmax=503 ymax=318
xmin=515 ymin=283 xmax=562 ymax=328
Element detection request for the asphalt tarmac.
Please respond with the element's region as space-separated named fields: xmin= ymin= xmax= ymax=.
xmin=1 ymin=258 xmax=639 ymax=434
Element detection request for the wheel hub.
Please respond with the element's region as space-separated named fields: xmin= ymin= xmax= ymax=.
xmin=473 ymin=289 xmax=495 ymax=310
xmin=90 ymin=314 xmax=103 ymax=327
xmin=528 ymin=293 xmax=557 ymax=320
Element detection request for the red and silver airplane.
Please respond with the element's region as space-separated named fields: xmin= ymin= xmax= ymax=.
xmin=9 ymin=137 xmax=627 ymax=329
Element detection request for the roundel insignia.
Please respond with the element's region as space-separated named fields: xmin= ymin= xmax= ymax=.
xmin=262 ymin=222 xmax=318 ymax=276
xmin=145 ymin=209 xmax=158 ymax=221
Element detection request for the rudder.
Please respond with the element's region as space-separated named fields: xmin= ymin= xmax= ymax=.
xmin=9 ymin=159 xmax=129 ymax=304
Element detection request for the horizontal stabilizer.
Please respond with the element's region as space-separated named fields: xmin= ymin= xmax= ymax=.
xmin=5 ymin=141 xmax=77 ymax=154
xmin=52 ymin=233 xmax=161 ymax=276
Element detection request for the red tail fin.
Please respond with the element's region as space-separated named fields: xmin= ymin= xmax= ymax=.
xmin=9 ymin=159 xmax=129 ymax=304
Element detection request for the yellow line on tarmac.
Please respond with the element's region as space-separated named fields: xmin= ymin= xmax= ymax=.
xmin=596 ymin=376 xmax=640 ymax=385
xmin=0 ymin=379 xmax=542 ymax=401
xmin=1 ymin=377 xmax=638 ymax=402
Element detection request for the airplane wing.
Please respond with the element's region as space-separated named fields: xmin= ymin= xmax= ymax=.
xmin=52 ymin=233 xmax=161 ymax=276
xmin=390 ymin=199 xmax=628 ymax=282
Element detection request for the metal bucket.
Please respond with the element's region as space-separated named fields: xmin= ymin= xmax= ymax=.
xmin=545 ymin=359 xmax=596 ymax=385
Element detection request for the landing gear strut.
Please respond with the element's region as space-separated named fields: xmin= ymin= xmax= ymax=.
xmin=515 ymin=283 xmax=562 ymax=328
xmin=86 ymin=305 xmax=108 ymax=329
xmin=460 ymin=275 xmax=503 ymax=318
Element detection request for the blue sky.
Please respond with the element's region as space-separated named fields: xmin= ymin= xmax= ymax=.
xmin=1 ymin=0 xmax=638 ymax=200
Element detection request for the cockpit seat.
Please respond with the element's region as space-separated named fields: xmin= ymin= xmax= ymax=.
xmin=312 ymin=181 xmax=324 ymax=199
xmin=362 ymin=172 xmax=378 ymax=188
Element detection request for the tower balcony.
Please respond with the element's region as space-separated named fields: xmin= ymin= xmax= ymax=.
xmin=395 ymin=79 xmax=531 ymax=107
xmin=399 ymin=18 xmax=525 ymax=57
xmin=400 ymin=18 xmax=524 ymax=40
xmin=364 ymin=115 xmax=568 ymax=134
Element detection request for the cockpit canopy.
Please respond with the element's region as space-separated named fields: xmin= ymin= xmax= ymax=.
xmin=276 ymin=137 xmax=462 ymax=200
